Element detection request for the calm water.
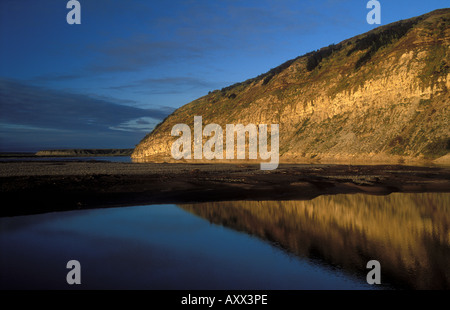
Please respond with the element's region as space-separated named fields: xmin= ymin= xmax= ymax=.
xmin=1 ymin=192 xmax=449 ymax=290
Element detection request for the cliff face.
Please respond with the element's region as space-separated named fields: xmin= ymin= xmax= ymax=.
xmin=132 ymin=9 xmax=449 ymax=164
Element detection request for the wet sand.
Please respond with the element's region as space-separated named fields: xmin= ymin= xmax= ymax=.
xmin=1 ymin=161 xmax=449 ymax=217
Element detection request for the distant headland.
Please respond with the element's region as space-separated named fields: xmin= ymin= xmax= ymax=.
xmin=35 ymin=149 xmax=133 ymax=157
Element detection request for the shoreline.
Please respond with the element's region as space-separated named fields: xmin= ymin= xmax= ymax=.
xmin=1 ymin=161 xmax=449 ymax=217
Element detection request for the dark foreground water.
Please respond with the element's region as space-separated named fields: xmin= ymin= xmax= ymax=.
xmin=1 ymin=192 xmax=449 ymax=290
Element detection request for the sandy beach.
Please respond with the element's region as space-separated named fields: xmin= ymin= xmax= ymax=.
xmin=1 ymin=160 xmax=449 ymax=217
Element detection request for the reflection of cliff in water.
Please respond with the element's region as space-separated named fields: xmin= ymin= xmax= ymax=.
xmin=179 ymin=193 xmax=450 ymax=289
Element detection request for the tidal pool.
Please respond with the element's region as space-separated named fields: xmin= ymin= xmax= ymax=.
xmin=1 ymin=192 xmax=448 ymax=290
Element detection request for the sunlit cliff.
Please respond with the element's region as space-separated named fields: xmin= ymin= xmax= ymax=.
xmin=133 ymin=9 xmax=449 ymax=164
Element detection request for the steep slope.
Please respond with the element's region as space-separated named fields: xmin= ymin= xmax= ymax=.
xmin=132 ymin=9 xmax=449 ymax=164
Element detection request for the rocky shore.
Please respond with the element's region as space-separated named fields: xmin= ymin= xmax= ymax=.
xmin=1 ymin=161 xmax=449 ymax=217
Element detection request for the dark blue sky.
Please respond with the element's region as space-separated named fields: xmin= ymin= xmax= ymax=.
xmin=0 ymin=0 xmax=447 ymax=151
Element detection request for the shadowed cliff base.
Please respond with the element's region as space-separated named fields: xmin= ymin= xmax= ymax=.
xmin=1 ymin=161 xmax=449 ymax=217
